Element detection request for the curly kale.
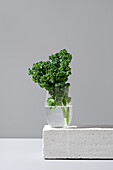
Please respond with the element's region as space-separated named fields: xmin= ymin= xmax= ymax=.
xmin=28 ymin=49 xmax=72 ymax=107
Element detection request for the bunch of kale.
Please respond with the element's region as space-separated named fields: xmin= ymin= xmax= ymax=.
xmin=28 ymin=49 xmax=72 ymax=107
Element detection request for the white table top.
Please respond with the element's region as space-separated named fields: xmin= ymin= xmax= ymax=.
xmin=0 ymin=139 xmax=113 ymax=170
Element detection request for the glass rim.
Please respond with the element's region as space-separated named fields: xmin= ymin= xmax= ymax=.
xmin=45 ymin=105 xmax=73 ymax=107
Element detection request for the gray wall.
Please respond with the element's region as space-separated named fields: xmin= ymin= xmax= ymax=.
xmin=0 ymin=0 xmax=113 ymax=137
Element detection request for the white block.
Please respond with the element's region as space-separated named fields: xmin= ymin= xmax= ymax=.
xmin=43 ymin=125 xmax=113 ymax=159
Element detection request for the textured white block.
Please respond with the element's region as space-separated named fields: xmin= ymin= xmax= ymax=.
xmin=43 ymin=125 xmax=113 ymax=159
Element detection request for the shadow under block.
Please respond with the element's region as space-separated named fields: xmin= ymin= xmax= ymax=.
xmin=43 ymin=125 xmax=113 ymax=159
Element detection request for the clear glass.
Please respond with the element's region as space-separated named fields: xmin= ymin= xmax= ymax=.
xmin=45 ymin=86 xmax=73 ymax=128
xmin=45 ymin=105 xmax=72 ymax=128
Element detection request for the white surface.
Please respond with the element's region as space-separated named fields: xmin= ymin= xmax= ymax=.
xmin=43 ymin=125 xmax=113 ymax=159
xmin=0 ymin=139 xmax=113 ymax=170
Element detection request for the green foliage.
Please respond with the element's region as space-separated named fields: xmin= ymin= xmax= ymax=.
xmin=28 ymin=49 xmax=72 ymax=107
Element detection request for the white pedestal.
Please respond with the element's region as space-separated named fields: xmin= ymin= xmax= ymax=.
xmin=43 ymin=125 xmax=113 ymax=159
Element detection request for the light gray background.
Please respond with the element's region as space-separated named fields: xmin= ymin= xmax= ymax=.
xmin=0 ymin=0 xmax=113 ymax=137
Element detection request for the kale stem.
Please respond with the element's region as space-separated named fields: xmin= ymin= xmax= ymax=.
xmin=66 ymin=107 xmax=70 ymax=126
xmin=61 ymin=107 xmax=66 ymax=118
xmin=61 ymin=106 xmax=70 ymax=127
